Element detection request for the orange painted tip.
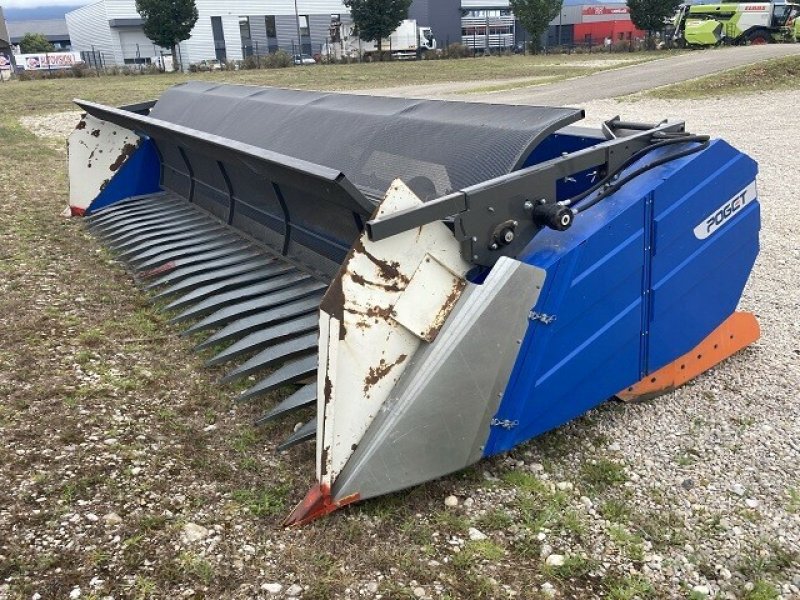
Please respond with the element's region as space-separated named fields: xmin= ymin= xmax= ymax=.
xmin=283 ymin=484 xmax=360 ymax=527
xmin=71 ymin=206 xmax=86 ymax=217
xmin=617 ymin=311 xmax=760 ymax=402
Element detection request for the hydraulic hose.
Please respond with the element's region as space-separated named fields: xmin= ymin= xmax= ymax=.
xmin=563 ymin=134 xmax=710 ymax=212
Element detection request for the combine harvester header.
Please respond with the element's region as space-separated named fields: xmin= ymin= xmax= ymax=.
xmin=69 ymin=82 xmax=761 ymax=525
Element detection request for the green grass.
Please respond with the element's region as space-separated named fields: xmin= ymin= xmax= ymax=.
xmin=232 ymin=484 xmax=291 ymax=517
xmin=649 ymin=55 xmax=800 ymax=99
xmin=579 ymin=458 xmax=627 ymax=493
xmin=0 ymin=52 xmax=668 ymax=117
xmin=743 ymin=580 xmax=781 ymax=600
xmin=451 ymin=539 xmax=505 ymax=569
xmin=605 ymin=574 xmax=655 ymax=600
xmin=544 ymin=555 xmax=598 ymax=580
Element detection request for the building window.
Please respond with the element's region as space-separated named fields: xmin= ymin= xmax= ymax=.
xmin=265 ymin=15 xmax=277 ymax=38
xmin=211 ymin=16 xmax=227 ymax=61
xmin=239 ymin=17 xmax=251 ymax=44
xmin=240 ymin=16 xmax=252 ymax=56
xmin=298 ymin=15 xmax=310 ymax=37
xmin=330 ymin=14 xmax=342 ymax=42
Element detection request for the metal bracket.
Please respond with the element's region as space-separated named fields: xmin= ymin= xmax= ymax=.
xmin=529 ymin=311 xmax=557 ymax=325
xmin=490 ymin=418 xmax=519 ymax=430
xmin=366 ymin=119 xmax=687 ymax=268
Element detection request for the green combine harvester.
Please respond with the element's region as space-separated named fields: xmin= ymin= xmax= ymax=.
xmin=672 ymin=0 xmax=800 ymax=46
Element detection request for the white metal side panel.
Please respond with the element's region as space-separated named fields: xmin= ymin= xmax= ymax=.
xmin=317 ymin=180 xmax=470 ymax=488
xmin=67 ymin=113 xmax=140 ymax=215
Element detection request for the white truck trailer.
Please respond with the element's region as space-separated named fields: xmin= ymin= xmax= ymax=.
xmin=324 ymin=19 xmax=436 ymax=60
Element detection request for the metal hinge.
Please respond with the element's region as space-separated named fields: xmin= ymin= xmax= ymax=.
xmin=529 ymin=311 xmax=557 ymax=325
xmin=490 ymin=418 xmax=519 ymax=430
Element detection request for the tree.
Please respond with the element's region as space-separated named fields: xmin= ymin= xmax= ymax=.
xmin=511 ymin=0 xmax=563 ymax=52
xmin=343 ymin=0 xmax=412 ymax=60
xmin=135 ymin=0 xmax=198 ymax=69
xmin=19 ymin=33 xmax=54 ymax=54
xmin=628 ymin=0 xmax=681 ymax=41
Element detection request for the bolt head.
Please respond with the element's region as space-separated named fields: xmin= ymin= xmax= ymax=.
xmin=503 ymin=230 xmax=515 ymax=243
xmin=523 ymin=200 xmax=534 ymax=210
xmin=489 ymin=243 xmax=498 ymax=251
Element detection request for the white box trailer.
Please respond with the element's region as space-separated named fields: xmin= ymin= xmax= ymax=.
xmin=325 ymin=19 xmax=436 ymax=60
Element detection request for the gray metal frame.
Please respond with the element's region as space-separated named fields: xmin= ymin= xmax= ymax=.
xmin=366 ymin=118 xmax=687 ymax=267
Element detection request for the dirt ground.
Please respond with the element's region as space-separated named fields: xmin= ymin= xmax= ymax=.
xmin=1 ymin=58 xmax=798 ymax=600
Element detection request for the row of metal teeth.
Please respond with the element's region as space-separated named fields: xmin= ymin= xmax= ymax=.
xmin=85 ymin=193 xmax=323 ymax=450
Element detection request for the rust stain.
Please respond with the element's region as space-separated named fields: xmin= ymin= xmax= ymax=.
xmin=90 ymin=129 xmax=101 ymax=138
xmin=423 ymin=278 xmax=467 ymax=342
xmin=98 ymin=178 xmax=110 ymax=192
xmin=363 ymin=353 xmax=407 ymax=395
xmin=345 ymin=304 xmax=396 ymax=331
xmin=75 ymin=119 xmax=87 ymax=130
xmin=353 ymin=239 xmax=410 ymax=285
xmin=324 ymin=373 xmax=333 ymax=406
xmin=349 ymin=272 xmax=401 ymax=293
xmin=109 ymin=142 xmax=137 ymax=172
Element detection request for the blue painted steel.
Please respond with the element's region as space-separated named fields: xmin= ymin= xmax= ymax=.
xmin=484 ymin=139 xmax=759 ymax=456
xmin=86 ymin=138 xmax=161 ymax=215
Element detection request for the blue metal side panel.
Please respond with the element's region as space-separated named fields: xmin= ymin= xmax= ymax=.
xmin=86 ymin=138 xmax=161 ymax=215
xmin=483 ymin=140 xmax=759 ymax=457
xmin=647 ymin=142 xmax=759 ymax=370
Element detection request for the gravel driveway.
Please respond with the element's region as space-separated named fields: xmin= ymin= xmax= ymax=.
xmin=1 ymin=85 xmax=798 ymax=599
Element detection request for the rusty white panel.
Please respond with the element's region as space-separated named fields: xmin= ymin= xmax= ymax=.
xmin=317 ymin=180 xmax=469 ymax=487
xmin=67 ymin=115 xmax=141 ymax=215
xmin=67 ymin=113 xmax=140 ymax=215
xmin=391 ymin=254 xmax=466 ymax=343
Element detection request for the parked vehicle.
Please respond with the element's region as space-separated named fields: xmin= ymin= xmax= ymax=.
xmin=323 ymin=19 xmax=436 ymax=60
xmin=672 ymin=1 xmax=800 ymax=46
xmin=194 ymin=59 xmax=223 ymax=71
xmin=293 ymin=53 xmax=317 ymax=65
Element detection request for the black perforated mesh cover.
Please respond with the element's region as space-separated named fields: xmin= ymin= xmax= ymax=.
xmin=149 ymin=81 xmax=583 ymax=202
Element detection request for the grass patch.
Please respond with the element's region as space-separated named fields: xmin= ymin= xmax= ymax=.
xmin=451 ymin=540 xmax=505 ymax=569
xmin=544 ymin=554 xmax=598 ymax=580
xmin=649 ymin=55 xmax=800 ymax=99
xmin=475 ymin=508 xmax=514 ymax=531
xmin=580 ymin=458 xmax=627 ymax=493
xmin=743 ymin=580 xmax=781 ymax=600
xmin=232 ymin=485 xmax=290 ymax=517
xmin=605 ymin=574 xmax=655 ymax=600
xmin=608 ymin=525 xmax=645 ymax=561
xmin=738 ymin=542 xmax=798 ymax=580
xmin=0 ymin=53 xmax=669 ymax=117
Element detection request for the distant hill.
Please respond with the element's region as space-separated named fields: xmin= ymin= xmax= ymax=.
xmin=3 ymin=5 xmax=84 ymax=22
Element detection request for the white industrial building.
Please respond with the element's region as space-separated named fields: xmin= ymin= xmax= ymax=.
xmin=66 ymin=0 xmax=352 ymax=68
xmin=65 ymin=0 xmax=632 ymax=69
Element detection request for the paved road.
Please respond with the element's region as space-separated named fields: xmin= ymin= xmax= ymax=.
xmin=368 ymin=45 xmax=800 ymax=105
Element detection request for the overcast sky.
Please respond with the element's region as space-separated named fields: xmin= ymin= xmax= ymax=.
xmin=3 ymin=0 xmax=90 ymax=7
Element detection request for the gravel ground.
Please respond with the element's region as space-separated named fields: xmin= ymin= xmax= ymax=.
xmin=1 ymin=88 xmax=798 ymax=600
